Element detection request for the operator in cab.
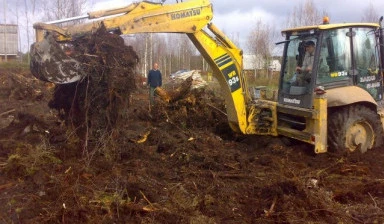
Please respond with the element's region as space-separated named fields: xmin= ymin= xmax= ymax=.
xmin=295 ymin=40 xmax=315 ymax=86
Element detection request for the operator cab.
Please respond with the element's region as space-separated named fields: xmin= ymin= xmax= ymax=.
xmin=278 ymin=22 xmax=383 ymax=109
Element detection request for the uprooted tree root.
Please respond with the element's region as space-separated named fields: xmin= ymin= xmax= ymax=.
xmin=48 ymin=24 xmax=139 ymax=150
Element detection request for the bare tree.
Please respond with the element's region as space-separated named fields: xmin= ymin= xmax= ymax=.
xmin=30 ymin=0 xmax=37 ymax=15
xmin=123 ymin=34 xmax=149 ymax=76
xmin=179 ymin=34 xmax=195 ymax=69
xmin=167 ymin=34 xmax=180 ymax=73
xmin=41 ymin=0 xmax=86 ymax=21
xmin=23 ymin=0 xmax=31 ymax=61
xmin=124 ymin=33 xmax=169 ymax=77
xmin=246 ymin=19 xmax=277 ymax=77
xmin=11 ymin=0 xmax=40 ymax=54
xmin=162 ymin=34 xmax=195 ymax=73
xmin=153 ymin=34 xmax=167 ymax=76
xmin=361 ymin=2 xmax=380 ymax=23
xmin=227 ymin=32 xmax=240 ymax=49
xmin=286 ymin=0 xmax=326 ymax=28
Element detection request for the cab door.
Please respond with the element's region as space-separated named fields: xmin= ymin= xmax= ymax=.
xmin=278 ymin=35 xmax=318 ymax=109
xmin=316 ymin=28 xmax=353 ymax=89
xmin=316 ymin=27 xmax=383 ymax=101
xmin=353 ymin=27 xmax=383 ymax=101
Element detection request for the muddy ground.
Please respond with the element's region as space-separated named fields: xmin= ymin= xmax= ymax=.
xmin=2 ymin=31 xmax=384 ymax=224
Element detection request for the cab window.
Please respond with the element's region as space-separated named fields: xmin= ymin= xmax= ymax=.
xmin=353 ymin=27 xmax=381 ymax=100
xmin=317 ymin=28 xmax=351 ymax=84
xmin=353 ymin=27 xmax=379 ymax=75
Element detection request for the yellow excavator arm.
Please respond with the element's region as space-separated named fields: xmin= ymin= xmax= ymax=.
xmin=34 ymin=0 xmax=213 ymax=42
xmin=31 ymin=0 xmax=253 ymax=134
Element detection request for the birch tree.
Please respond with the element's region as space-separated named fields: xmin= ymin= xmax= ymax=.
xmin=286 ymin=0 xmax=326 ymax=28
xmin=246 ymin=19 xmax=277 ymax=78
xmin=361 ymin=2 xmax=380 ymax=23
xmin=41 ymin=0 xmax=86 ymax=22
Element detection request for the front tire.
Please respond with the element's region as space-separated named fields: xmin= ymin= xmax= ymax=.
xmin=328 ymin=105 xmax=383 ymax=153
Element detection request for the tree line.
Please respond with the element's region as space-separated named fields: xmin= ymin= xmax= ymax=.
xmin=3 ymin=0 xmax=381 ymax=77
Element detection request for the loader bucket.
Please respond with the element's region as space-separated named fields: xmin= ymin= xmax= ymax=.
xmin=30 ymin=33 xmax=86 ymax=84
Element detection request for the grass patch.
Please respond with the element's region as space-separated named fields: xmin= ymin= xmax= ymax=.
xmin=5 ymin=138 xmax=61 ymax=177
xmin=1 ymin=61 xmax=29 ymax=69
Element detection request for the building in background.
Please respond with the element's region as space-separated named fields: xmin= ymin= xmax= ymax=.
xmin=268 ymin=59 xmax=281 ymax=72
xmin=243 ymin=55 xmax=282 ymax=71
xmin=0 ymin=24 xmax=18 ymax=62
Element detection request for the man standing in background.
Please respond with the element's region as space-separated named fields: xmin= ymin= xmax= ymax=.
xmin=147 ymin=62 xmax=162 ymax=106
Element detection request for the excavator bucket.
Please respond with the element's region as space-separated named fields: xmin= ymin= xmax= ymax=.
xmin=30 ymin=33 xmax=86 ymax=84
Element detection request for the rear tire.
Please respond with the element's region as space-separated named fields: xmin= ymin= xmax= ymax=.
xmin=328 ymin=105 xmax=383 ymax=153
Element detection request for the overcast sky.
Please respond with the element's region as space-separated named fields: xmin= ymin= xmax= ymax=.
xmin=90 ymin=0 xmax=384 ymax=50
xmin=2 ymin=0 xmax=384 ymax=52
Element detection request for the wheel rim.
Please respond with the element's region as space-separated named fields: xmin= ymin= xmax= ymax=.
xmin=345 ymin=120 xmax=375 ymax=153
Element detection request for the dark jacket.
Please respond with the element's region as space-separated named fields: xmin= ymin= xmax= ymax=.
xmin=148 ymin=69 xmax=162 ymax=88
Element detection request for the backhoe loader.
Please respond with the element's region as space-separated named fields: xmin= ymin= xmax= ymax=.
xmin=30 ymin=0 xmax=384 ymax=154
